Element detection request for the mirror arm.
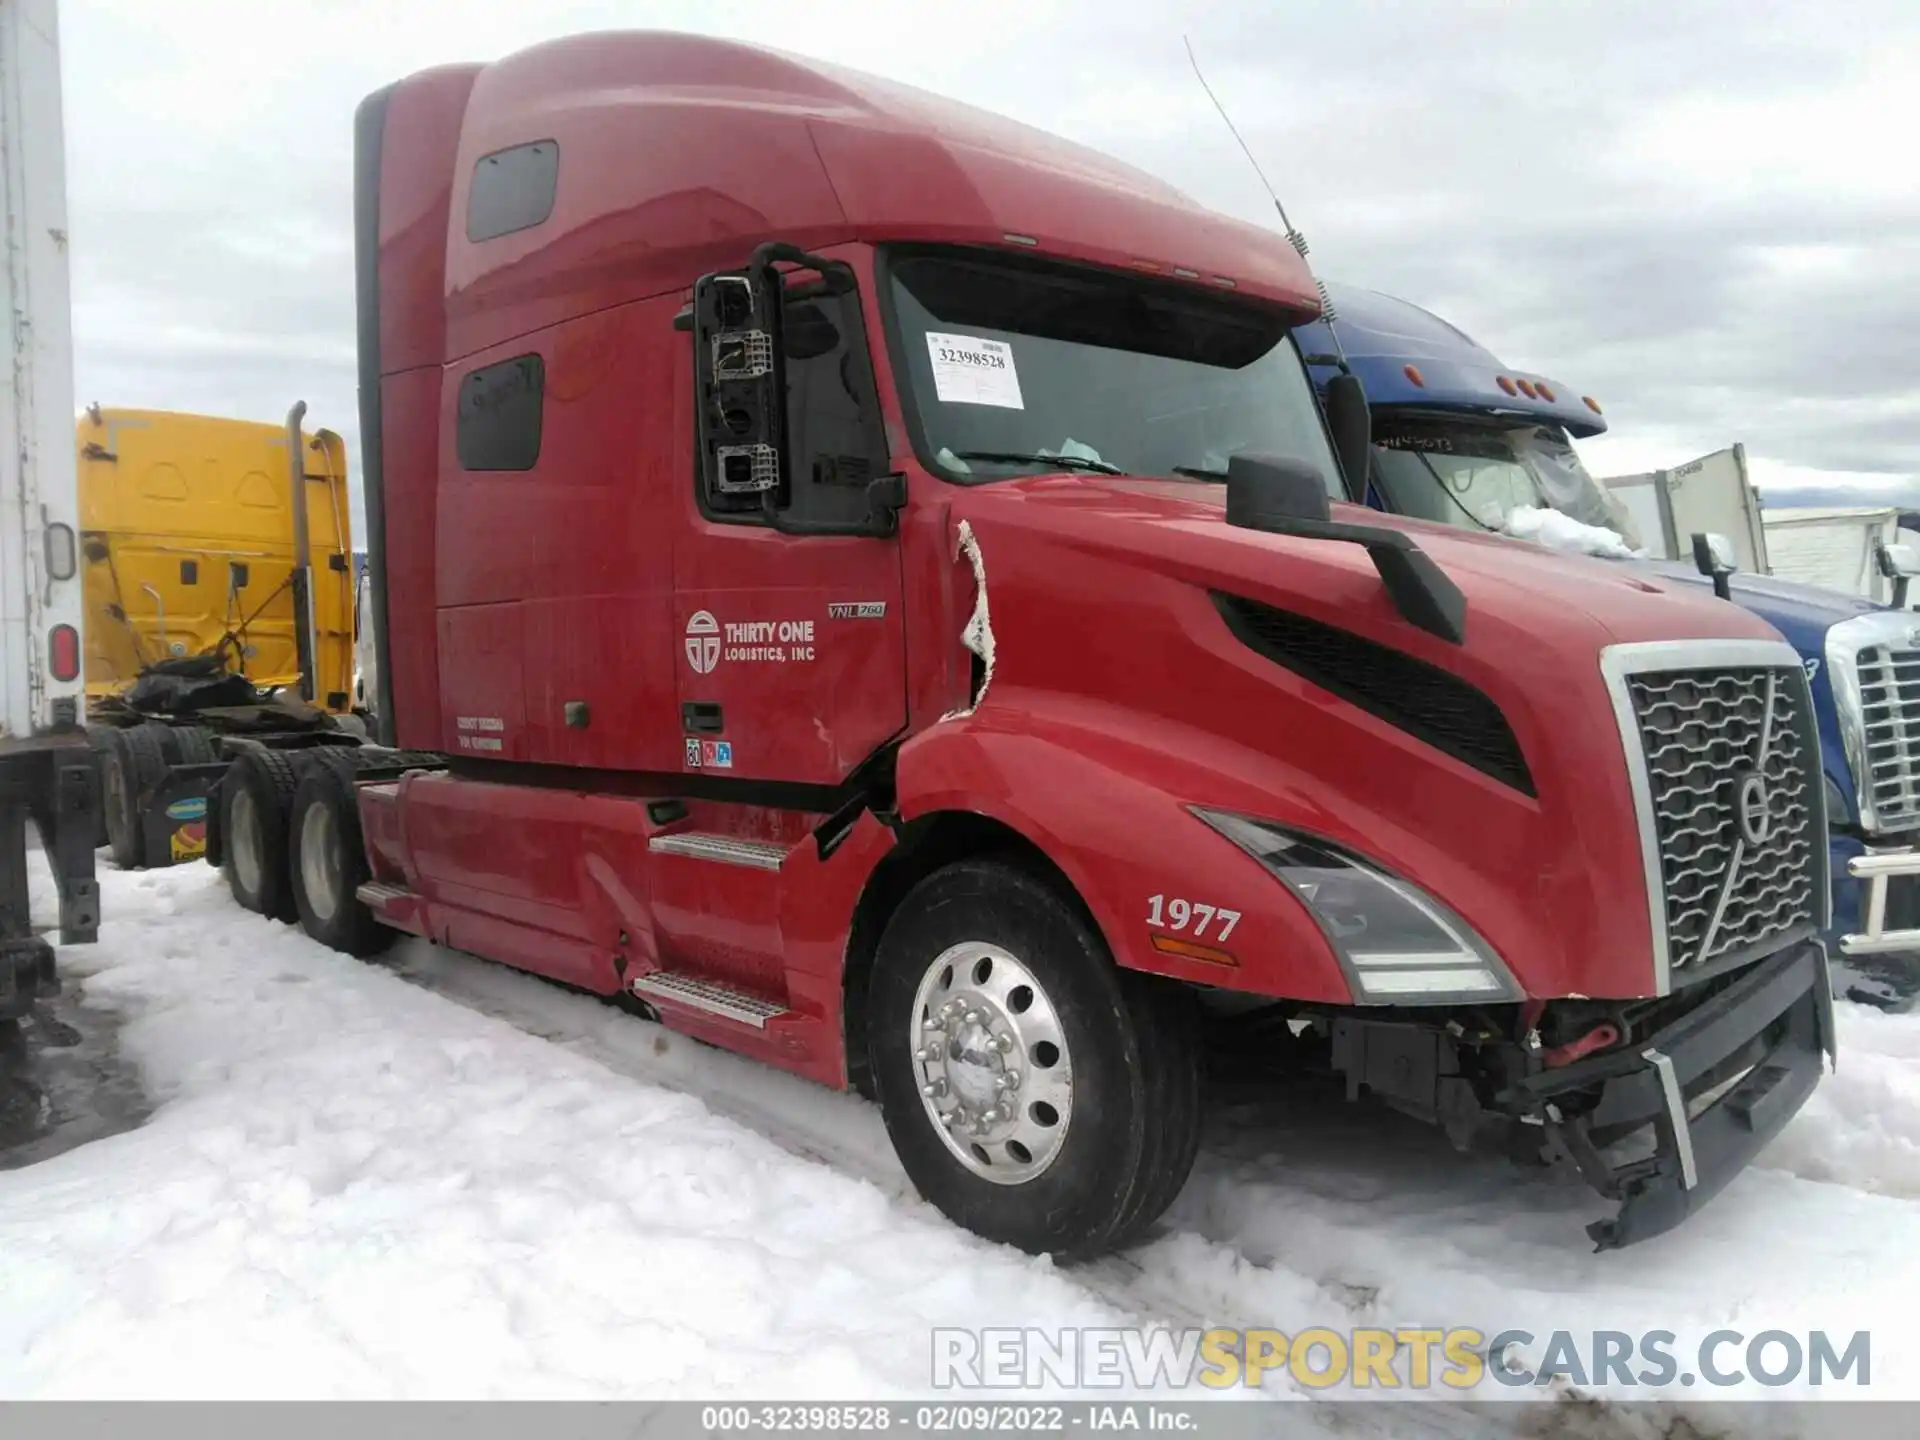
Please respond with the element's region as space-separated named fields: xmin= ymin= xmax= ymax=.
xmin=1240 ymin=513 xmax=1466 ymax=643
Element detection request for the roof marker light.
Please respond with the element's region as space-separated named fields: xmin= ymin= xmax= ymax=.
xmin=1210 ymin=276 xmax=1237 ymax=288
xmin=1584 ymin=396 xmax=1603 ymax=415
xmin=1172 ymin=267 xmax=1200 ymax=279
xmin=1536 ymin=382 xmax=1556 ymax=402
xmin=1497 ymin=375 xmax=1518 ymax=396
xmin=1517 ymin=378 xmax=1539 ymax=398
xmin=1403 ymin=364 xmax=1426 ymax=387
xmin=1001 ymin=233 xmax=1039 ymax=247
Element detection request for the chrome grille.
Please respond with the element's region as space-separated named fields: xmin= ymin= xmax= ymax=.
xmin=1626 ymin=666 xmax=1818 ymax=970
xmin=1605 ymin=642 xmax=1824 ymax=989
xmin=1853 ymin=642 xmax=1920 ymax=830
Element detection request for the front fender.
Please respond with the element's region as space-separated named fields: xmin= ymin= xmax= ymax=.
xmin=895 ymin=695 xmax=1354 ymax=1004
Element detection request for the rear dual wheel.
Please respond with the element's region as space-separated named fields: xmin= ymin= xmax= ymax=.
xmin=868 ymin=860 xmax=1202 ymax=1259
xmin=99 ymin=726 xmax=167 ymax=869
xmin=287 ymin=756 xmax=394 ymax=957
xmin=219 ymin=746 xmax=360 ymax=924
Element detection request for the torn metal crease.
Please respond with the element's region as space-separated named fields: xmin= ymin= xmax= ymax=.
xmin=941 ymin=519 xmax=995 ymax=720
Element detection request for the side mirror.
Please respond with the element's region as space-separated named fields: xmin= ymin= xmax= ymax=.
xmin=693 ymin=264 xmax=788 ymax=505
xmin=1875 ymin=536 xmax=1920 ymax=608
xmin=1323 ymin=372 xmax=1371 ymax=499
xmin=1691 ymin=530 xmax=1737 ymax=601
xmin=1226 ymin=453 xmax=1330 ymax=531
xmin=1225 ymin=452 xmax=1467 ymax=643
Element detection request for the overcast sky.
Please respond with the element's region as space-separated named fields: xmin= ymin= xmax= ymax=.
xmin=55 ymin=0 xmax=1920 ymax=528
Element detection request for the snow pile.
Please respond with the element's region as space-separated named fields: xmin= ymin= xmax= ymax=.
xmin=1762 ymin=1002 xmax=1920 ymax=1197
xmin=1502 ymin=505 xmax=1641 ymax=560
xmin=8 ymin=858 xmax=1920 ymax=1411
xmin=0 ymin=864 xmax=1124 ymax=1400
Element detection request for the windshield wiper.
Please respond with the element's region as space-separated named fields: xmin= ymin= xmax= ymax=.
xmin=1172 ymin=465 xmax=1228 ymax=481
xmin=948 ymin=450 xmax=1126 ymax=476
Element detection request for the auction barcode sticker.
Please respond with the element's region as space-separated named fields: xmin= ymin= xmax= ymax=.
xmin=926 ymin=332 xmax=1024 ymax=409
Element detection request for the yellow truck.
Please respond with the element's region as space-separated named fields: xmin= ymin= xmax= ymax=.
xmin=77 ymin=404 xmax=368 ymax=868
xmin=78 ymin=405 xmax=356 ymax=704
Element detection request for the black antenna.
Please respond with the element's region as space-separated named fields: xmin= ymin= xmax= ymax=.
xmin=1183 ymin=36 xmax=1347 ymax=364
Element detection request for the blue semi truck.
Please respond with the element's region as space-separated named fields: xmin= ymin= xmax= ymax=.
xmin=1297 ymin=284 xmax=1920 ymax=1004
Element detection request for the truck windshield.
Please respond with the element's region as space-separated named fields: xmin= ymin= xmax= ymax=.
xmin=1370 ymin=417 xmax=1643 ymax=548
xmin=884 ymin=249 xmax=1344 ymax=495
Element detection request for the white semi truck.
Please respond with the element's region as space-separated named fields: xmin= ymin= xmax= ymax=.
xmin=1 ymin=0 xmax=99 ymax=1022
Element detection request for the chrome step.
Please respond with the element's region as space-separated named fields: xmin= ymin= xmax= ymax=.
xmin=646 ymin=831 xmax=786 ymax=871
xmin=355 ymin=881 xmax=412 ymax=907
xmin=629 ymin=970 xmax=787 ymax=1028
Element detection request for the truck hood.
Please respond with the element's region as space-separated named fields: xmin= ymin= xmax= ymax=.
xmin=1637 ymin=558 xmax=1882 ymax=639
xmin=937 ymin=473 xmax=1790 ymax=1003
xmin=959 ymin=475 xmax=1781 ymax=651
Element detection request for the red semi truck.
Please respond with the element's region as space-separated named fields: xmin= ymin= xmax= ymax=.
xmin=224 ymin=31 xmax=1834 ymax=1256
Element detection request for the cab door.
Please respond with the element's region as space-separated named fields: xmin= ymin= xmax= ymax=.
xmin=673 ymin=257 xmax=906 ymax=789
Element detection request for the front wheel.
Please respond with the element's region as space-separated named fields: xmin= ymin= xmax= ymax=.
xmin=867 ymin=859 xmax=1201 ymax=1259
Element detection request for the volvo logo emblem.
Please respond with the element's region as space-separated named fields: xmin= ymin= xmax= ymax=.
xmin=1733 ymin=769 xmax=1772 ymax=847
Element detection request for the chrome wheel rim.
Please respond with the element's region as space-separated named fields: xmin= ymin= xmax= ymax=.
xmin=229 ymin=786 xmax=264 ymax=897
xmin=909 ymin=941 xmax=1073 ymax=1185
xmin=299 ymin=802 xmax=341 ymax=923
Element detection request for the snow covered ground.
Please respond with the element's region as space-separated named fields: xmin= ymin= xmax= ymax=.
xmin=3 ymin=858 xmax=1918 ymax=1425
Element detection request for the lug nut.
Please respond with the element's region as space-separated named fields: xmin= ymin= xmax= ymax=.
xmin=998 ymin=1072 xmax=1020 ymax=1090
xmin=922 ymin=1080 xmax=947 ymax=1098
xmin=964 ymin=1009 xmax=982 ymax=1026
xmin=995 ymin=1034 xmax=1015 ymax=1053
xmin=923 ymin=1016 xmax=944 ymax=1032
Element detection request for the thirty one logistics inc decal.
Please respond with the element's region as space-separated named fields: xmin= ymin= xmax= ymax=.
xmin=684 ymin=609 xmax=820 ymax=672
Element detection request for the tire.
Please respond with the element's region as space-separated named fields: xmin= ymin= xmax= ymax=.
xmin=287 ymin=755 xmax=395 ymax=957
xmin=84 ymin=727 xmax=115 ymax=848
xmin=219 ymin=748 xmax=303 ymax=919
xmin=867 ymin=859 xmax=1201 ymax=1259
xmin=101 ymin=726 xmax=167 ymax=870
xmin=165 ymin=725 xmax=219 ymax=766
xmin=220 ymin=746 xmax=363 ymax=920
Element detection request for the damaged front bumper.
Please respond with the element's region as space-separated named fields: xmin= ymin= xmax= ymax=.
xmin=1507 ymin=941 xmax=1835 ymax=1250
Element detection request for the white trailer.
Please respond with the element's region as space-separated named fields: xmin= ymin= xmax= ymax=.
xmin=0 ymin=0 xmax=100 ymax=1020
xmin=1601 ymin=444 xmax=1772 ymax=573
xmin=1764 ymin=505 xmax=1912 ymax=604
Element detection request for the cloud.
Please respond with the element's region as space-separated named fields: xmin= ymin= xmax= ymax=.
xmin=56 ymin=0 xmax=1920 ymax=540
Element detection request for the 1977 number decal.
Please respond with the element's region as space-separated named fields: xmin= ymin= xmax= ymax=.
xmin=1147 ymin=894 xmax=1241 ymax=940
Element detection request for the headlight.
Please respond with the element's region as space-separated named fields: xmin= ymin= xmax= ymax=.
xmin=1192 ymin=809 xmax=1521 ymax=1004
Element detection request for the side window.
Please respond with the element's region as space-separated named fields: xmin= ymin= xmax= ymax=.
xmin=466 ymin=140 xmax=558 ymax=242
xmin=784 ymin=292 xmax=884 ymax=498
xmin=457 ymin=354 xmax=544 ymax=471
